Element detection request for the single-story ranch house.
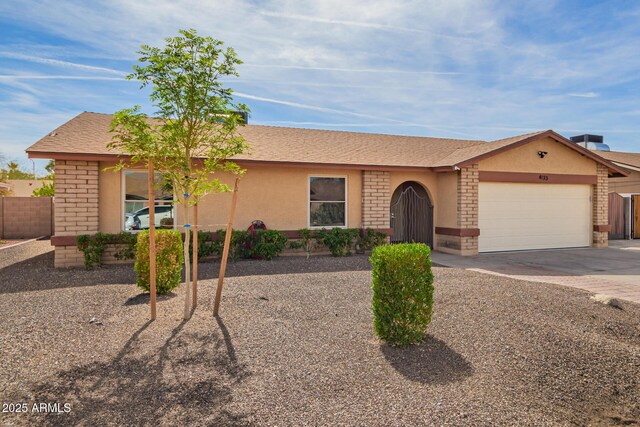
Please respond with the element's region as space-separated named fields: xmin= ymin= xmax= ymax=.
xmin=27 ymin=112 xmax=627 ymax=268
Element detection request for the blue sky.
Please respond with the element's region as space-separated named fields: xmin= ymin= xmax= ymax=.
xmin=1 ymin=0 xmax=639 ymax=174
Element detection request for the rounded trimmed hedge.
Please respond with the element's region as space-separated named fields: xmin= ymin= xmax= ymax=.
xmin=135 ymin=229 xmax=184 ymax=294
xmin=370 ymin=243 xmax=434 ymax=346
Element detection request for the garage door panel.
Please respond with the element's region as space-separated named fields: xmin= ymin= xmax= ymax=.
xmin=479 ymin=183 xmax=591 ymax=252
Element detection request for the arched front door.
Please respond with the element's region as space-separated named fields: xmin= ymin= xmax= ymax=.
xmin=390 ymin=181 xmax=433 ymax=247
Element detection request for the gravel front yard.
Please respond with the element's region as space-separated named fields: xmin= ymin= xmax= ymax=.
xmin=0 ymin=239 xmax=52 ymax=270
xmin=0 ymin=246 xmax=639 ymax=426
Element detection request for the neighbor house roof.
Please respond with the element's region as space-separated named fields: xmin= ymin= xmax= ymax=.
xmin=597 ymin=150 xmax=640 ymax=171
xmin=27 ymin=112 xmax=626 ymax=175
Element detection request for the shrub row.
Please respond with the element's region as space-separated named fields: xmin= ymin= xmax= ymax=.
xmin=291 ymin=227 xmax=388 ymax=257
xmin=77 ymin=227 xmax=388 ymax=269
xmin=194 ymin=229 xmax=288 ymax=261
xmin=193 ymin=227 xmax=387 ymax=259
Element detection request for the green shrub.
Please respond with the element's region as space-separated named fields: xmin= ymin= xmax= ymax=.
xmin=188 ymin=230 xmax=217 ymax=260
xmin=357 ymin=228 xmax=388 ymax=251
xmin=77 ymin=233 xmax=108 ymax=269
xmin=370 ymin=243 xmax=434 ymax=346
xmin=77 ymin=232 xmax=137 ymax=269
xmin=212 ymin=229 xmax=287 ymax=261
xmin=253 ymin=229 xmax=287 ymax=260
xmin=289 ymin=228 xmax=317 ymax=257
xmin=211 ymin=229 xmax=251 ymax=261
xmin=316 ymin=227 xmax=359 ymax=257
xmin=135 ymin=229 xmax=183 ymax=294
xmin=113 ymin=232 xmax=137 ymax=260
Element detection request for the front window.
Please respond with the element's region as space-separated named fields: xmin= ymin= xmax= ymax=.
xmin=123 ymin=171 xmax=174 ymax=231
xmin=309 ymin=176 xmax=346 ymax=227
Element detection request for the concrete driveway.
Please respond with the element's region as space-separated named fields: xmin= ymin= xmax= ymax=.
xmin=432 ymin=240 xmax=640 ymax=304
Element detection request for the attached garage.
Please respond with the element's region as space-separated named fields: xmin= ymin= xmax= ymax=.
xmin=478 ymin=182 xmax=591 ymax=252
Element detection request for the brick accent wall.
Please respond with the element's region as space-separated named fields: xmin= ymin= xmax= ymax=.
xmin=457 ymin=165 xmax=479 ymax=254
xmin=361 ymin=170 xmax=390 ymax=228
xmin=593 ymin=163 xmax=609 ymax=248
xmin=434 ymin=165 xmax=479 ymax=255
xmin=54 ymin=160 xmax=99 ymax=267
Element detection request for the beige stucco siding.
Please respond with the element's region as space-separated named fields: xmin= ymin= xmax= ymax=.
xmin=435 ymin=172 xmax=458 ymax=228
xmin=99 ymin=161 xmax=122 ymax=233
xmin=183 ymin=166 xmax=362 ymax=231
xmin=98 ymin=164 xmax=363 ymax=233
xmin=609 ymin=170 xmax=640 ymax=194
xmin=478 ymin=137 xmax=597 ymax=175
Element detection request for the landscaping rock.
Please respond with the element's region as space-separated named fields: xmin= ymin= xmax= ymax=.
xmin=1 ymin=253 xmax=639 ymax=426
xmin=591 ymin=294 xmax=624 ymax=309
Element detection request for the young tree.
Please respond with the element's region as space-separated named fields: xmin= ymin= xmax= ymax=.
xmin=33 ymin=160 xmax=55 ymax=197
xmin=33 ymin=181 xmax=54 ymax=197
xmin=108 ymin=29 xmax=250 ymax=319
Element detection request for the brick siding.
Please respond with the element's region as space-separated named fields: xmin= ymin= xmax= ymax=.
xmin=456 ymin=165 xmax=479 ymax=254
xmin=593 ymin=163 xmax=609 ymax=248
xmin=361 ymin=170 xmax=390 ymax=228
xmin=54 ymin=160 xmax=99 ymax=267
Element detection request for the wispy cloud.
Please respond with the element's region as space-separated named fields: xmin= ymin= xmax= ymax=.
xmin=235 ymin=92 xmax=478 ymax=137
xmin=258 ymin=9 xmax=539 ymax=55
xmin=567 ymin=92 xmax=599 ymax=98
xmin=259 ymin=11 xmax=456 ymax=36
xmin=0 ymin=75 xmax=126 ymax=81
xmin=243 ymin=63 xmax=466 ymax=76
xmin=0 ymin=52 xmax=127 ymax=76
xmin=235 ymin=92 xmax=408 ymax=123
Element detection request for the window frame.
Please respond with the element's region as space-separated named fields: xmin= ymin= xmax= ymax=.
xmin=121 ymin=169 xmax=176 ymax=232
xmin=307 ymin=174 xmax=348 ymax=229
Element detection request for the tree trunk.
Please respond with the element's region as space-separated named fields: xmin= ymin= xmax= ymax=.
xmin=192 ymin=203 xmax=198 ymax=309
xmin=214 ymin=178 xmax=240 ymax=316
xmin=148 ymin=160 xmax=157 ymax=320
xmin=183 ymin=202 xmax=191 ymax=319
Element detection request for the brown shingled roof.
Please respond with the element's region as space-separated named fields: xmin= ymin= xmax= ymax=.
xmin=597 ymin=150 xmax=640 ymax=169
xmin=26 ymin=112 xmax=626 ymax=175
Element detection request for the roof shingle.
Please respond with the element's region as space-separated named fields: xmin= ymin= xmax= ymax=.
xmin=25 ymin=112 xmax=628 ymax=175
xmin=597 ymin=151 xmax=640 ymax=169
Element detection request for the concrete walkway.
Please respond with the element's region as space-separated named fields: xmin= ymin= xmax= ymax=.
xmin=432 ymin=240 xmax=640 ymax=304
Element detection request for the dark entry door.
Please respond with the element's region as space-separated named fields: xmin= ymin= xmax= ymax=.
xmin=390 ymin=182 xmax=433 ymax=247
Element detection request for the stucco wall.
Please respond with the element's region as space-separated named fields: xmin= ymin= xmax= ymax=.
xmin=191 ymin=167 xmax=361 ymax=231
xmin=98 ymin=164 xmax=363 ymax=233
xmin=436 ymin=172 xmax=457 ymax=228
xmin=99 ymin=162 xmax=121 ymax=233
xmin=6 ymin=180 xmax=52 ymax=197
xmin=609 ymin=170 xmax=640 ymax=194
xmin=478 ymin=137 xmax=597 ymax=175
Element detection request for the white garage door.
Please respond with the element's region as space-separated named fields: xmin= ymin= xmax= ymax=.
xmin=478 ymin=183 xmax=591 ymax=252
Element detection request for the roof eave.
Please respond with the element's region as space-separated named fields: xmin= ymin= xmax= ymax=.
xmin=26 ymin=150 xmax=436 ymax=172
